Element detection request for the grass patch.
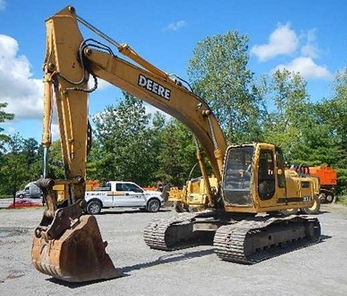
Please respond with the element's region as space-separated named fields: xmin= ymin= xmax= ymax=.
xmin=0 ymin=195 xmax=13 ymax=199
xmin=336 ymin=195 xmax=347 ymax=206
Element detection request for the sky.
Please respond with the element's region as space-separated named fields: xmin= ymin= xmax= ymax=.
xmin=0 ymin=0 xmax=346 ymax=143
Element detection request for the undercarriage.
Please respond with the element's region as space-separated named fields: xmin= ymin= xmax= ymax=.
xmin=143 ymin=211 xmax=321 ymax=264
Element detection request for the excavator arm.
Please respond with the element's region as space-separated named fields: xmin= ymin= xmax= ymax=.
xmin=32 ymin=6 xmax=227 ymax=282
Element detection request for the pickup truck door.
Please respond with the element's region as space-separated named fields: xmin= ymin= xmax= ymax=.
xmin=102 ymin=192 xmax=114 ymax=207
xmin=85 ymin=190 xmax=114 ymax=207
xmin=113 ymin=183 xmax=146 ymax=207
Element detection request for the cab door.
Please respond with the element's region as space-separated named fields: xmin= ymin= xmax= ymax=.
xmin=255 ymin=146 xmax=286 ymax=208
xmin=256 ymin=149 xmax=276 ymax=206
xmin=113 ymin=182 xmax=146 ymax=207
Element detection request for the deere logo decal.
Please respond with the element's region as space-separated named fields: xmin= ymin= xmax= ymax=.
xmin=138 ymin=74 xmax=171 ymax=100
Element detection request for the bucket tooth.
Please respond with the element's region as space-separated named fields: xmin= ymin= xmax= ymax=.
xmin=32 ymin=215 xmax=120 ymax=282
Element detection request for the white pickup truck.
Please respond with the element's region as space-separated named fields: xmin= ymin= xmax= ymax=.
xmin=83 ymin=181 xmax=164 ymax=214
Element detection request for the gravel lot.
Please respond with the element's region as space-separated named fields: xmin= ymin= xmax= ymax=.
xmin=0 ymin=204 xmax=347 ymax=296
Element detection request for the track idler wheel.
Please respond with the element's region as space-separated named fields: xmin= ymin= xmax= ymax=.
xmin=32 ymin=215 xmax=120 ymax=282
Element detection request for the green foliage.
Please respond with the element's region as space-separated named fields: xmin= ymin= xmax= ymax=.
xmin=154 ymin=119 xmax=197 ymax=186
xmin=336 ymin=194 xmax=347 ymax=206
xmin=89 ymin=92 xmax=158 ymax=185
xmin=0 ymin=134 xmax=42 ymax=196
xmin=0 ymin=102 xmax=14 ymax=153
xmin=187 ymin=31 xmax=262 ymax=142
xmin=255 ymin=69 xmax=338 ymax=166
xmin=45 ymin=140 xmax=65 ymax=179
xmin=317 ymin=69 xmax=347 ymax=167
xmin=258 ymin=69 xmax=309 ymax=157
xmin=335 ymin=168 xmax=347 ymax=195
xmin=88 ymin=94 xmax=198 ymax=187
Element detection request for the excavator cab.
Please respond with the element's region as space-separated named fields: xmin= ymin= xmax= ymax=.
xmin=221 ymin=143 xmax=283 ymax=207
xmin=221 ymin=143 xmax=316 ymax=213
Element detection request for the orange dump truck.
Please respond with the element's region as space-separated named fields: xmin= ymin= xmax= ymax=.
xmin=308 ymin=166 xmax=337 ymax=203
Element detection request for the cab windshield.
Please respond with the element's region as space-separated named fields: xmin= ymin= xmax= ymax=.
xmin=222 ymin=146 xmax=254 ymax=206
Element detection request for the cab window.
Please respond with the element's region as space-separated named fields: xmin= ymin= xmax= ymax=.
xmin=275 ymin=148 xmax=286 ymax=188
xmin=258 ymin=150 xmax=275 ymax=200
xmin=222 ymin=146 xmax=253 ymax=206
xmin=116 ymin=183 xmax=143 ymax=193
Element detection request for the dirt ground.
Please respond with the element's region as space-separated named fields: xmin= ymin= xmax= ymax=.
xmin=0 ymin=204 xmax=346 ymax=296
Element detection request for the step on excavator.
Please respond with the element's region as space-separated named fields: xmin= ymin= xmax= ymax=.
xmin=32 ymin=6 xmax=321 ymax=282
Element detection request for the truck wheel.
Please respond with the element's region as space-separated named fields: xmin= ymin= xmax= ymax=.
xmin=319 ymin=193 xmax=327 ymax=203
xmin=326 ymin=194 xmax=336 ymax=204
xmin=147 ymin=199 xmax=160 ymax=212
xmin=301 ymin=195 xmax=320 ymax=214
xmin=86 ymin=200 xmax=102 ymax=215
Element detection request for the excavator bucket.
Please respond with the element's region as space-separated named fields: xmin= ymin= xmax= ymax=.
xmin=32 ymin=215 xmax=120 ymax=282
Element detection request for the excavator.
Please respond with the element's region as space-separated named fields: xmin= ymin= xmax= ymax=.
xmin=32 ymin=6 xmax=321 ymax=282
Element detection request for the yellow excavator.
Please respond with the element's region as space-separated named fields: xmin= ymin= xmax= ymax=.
xmin=32 ymin=6 xmax=321 ymax=282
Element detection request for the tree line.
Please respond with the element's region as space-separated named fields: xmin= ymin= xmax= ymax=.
xmin=1 ymin=31 xmax=346 ymax=197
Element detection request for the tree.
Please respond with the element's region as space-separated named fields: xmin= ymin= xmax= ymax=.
xmin=187 ymin=31 xmax=261 ymax=142
xmin=0 ymin=102 xmax=14 ymax=153
xmin=0 ymin=134 xmax=45 ymax=196
xmin=22 ymin=138 xmax=42 ymax=176
xmin=44 ymin=140 xmax=65 ymax=180
xmin=256 ymin=68 xmax=342 ymax=177
xmin=257 ymin=69 xmax=312 ymax=162
xmin=90 ymin=92 xmax=157 ymax=185
xmin=154 ymin=119 xmax=197 ymax=186
xmin=0 ymin=134 xmax=27 ymax=196
xmin=290 ymin=103 xmax=340 ymax=166
xmin=315 ymin=69 xmax=347 ymax=193
xmin=317 ymin=69 xmax=347 ymax=166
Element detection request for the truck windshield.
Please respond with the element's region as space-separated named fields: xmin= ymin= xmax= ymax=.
xmin=222 ymin=146 xmax=254 ymax=206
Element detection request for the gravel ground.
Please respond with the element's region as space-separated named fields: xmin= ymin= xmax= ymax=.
xmin=0 ymin=204 xmax=347 ymax=296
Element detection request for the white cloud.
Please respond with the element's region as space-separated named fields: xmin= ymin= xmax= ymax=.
xmin=0 ymin=0 xmax=6 ymax=11
xmin=88 ymin=77 xmax=112 ymax=90
xmin=162 ymin=20 xmax=186 ymax=32
xmin=253 ymin=24 xmax=332 ymax=80
xmin=0 ymin=34 xmax=43 ymax=120
xmin=301 ymin=29 xmax=319 ymax=59
xmin=251 ymin=23 xmax=298 ymax=61
xmin=51 ymin=123 xmax=60 ymax=141
xmin=273 ymin=57 xmax=333 ymax=80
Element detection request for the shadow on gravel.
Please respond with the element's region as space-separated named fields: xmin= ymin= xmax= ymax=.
xmin=47 ymin=276 xmax=120 ymax=288
xmin=98 ymin=208 xmax=173 ymax=215
xmin=120 ymin=248 xmax=215 ymax=274
xmin=319 ymin=234 xmax=332 ymax=242
xmin=46 ymin=248 xmax=214 ymax=288
xmin=318 ymin=210 xmax=330 ymax=214
xmin=45 ymin=235 xmax=332 ymax=288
